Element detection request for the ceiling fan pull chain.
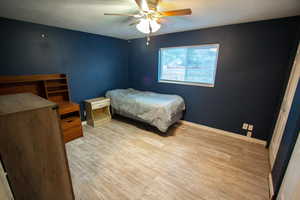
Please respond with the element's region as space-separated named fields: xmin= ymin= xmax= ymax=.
xmin=146 ymin=35 xmax=150 ymax=46
xmin=146 ymin=21 xmax=152 ymax=46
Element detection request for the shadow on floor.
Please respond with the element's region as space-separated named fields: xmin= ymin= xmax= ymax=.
xmin=112 ymin=115 xmax=180 ymax=137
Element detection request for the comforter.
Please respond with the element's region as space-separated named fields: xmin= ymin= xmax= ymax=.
xmin=105 ymin=88 xmax=185 ymax=132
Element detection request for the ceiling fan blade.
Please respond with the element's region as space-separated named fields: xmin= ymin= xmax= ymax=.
xmin=135 ymin=0 xmax=149 ymax=11
xmin=104 ymin=13 xmax=140 ymax=17
xmin=157 ymin=18 xmax=167 ymax=24
xmin=129 ymin=21 xmax=139 ymax=26
xmin=160 ymin=9 xmax=192 ymax=17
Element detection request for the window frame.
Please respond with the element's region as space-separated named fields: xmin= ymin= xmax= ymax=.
xmin=158 ymin=43 xmax=220 ymax=87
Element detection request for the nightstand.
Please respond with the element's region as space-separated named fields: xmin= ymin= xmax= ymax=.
xmin=84 ymin=97 xmax=111 ymax=127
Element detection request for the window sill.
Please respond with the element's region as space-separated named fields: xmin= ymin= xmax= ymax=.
xmin=158 ymin=80 xmax=215 ymax=88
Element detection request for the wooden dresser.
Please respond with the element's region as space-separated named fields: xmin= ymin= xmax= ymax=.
xmin=0 ymin=74 xmax=83 ymax=143
xmin=0 ymin=93 xmax=75 ymax=199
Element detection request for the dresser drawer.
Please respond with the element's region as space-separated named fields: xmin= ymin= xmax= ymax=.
xmin=61 ymin=116 xmax=81 ymax=131
xmin=63 ymin=125 xmax=83 ymax=143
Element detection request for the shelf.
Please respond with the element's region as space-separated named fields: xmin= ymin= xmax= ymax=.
xmin=45 ymin=77 xmax=66 ymax=81
xmin=0 ymin=74 xmax=66 ymax=83
xmin=47 ymin=89 xmax=68 ymax=94
xmin=46 ymin=83 xmax=68 ymax=88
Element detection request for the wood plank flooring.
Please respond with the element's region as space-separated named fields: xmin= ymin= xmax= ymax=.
xmin=66 ymin=118 xmax=269 ymax=200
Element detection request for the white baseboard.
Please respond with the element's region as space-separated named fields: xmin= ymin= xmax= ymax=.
xmin=82 ymin=118 xmax=266 ymax=146
xmin=180 ymin=120 xmax=267 ymax=146
xmin=269 ymin=173 xmax=274 ymax=199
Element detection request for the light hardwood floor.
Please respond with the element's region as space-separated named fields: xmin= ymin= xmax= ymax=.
xmin=66 ymin=118 xmax=269 ymax=200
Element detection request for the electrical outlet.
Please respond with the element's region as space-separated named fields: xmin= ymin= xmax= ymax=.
xmin=247 ymin=131 xmax=252 ymax=137
xmin=242 ymin=123 xmax=249 ymax=130
xmin=248 ymin=124 xmax=254 ymax=131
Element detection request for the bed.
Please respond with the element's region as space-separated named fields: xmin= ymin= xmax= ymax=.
xmin=105 ymin=88 xmax=185 ymax=132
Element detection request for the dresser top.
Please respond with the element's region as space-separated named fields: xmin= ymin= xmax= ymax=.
xmin=0 ymin=93 xmax=57 ymax=115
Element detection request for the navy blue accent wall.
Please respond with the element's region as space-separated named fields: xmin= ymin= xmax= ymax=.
xmin=128 ymin=17 xmax=300 ymax=140
xmin=0 ymin=16 xmax=299 ymax=142
xmin=272 ymin=80 xmax=300 ymax=197
xmin=0 ymin=17 xmax=129 ymax=113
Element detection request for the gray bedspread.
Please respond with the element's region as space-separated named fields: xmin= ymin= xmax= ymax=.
xmin=105 ymin=88 xmax=185 ymax=132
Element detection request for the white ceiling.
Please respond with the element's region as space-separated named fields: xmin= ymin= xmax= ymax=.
xmin=0 ymin=0 xmax=299 ymax=40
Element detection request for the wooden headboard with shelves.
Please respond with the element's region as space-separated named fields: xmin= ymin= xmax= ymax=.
xmin=0 ymin=74 xmax=83 ymax=143
xmin=0 ymin=74 xmax=70 ymax=104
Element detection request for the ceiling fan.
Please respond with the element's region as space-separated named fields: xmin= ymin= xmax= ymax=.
xmin=104 ymin=0 xmax=192 ymax=44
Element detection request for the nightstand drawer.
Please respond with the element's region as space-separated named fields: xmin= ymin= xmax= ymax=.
xmin=91 ymin=100 xmax=110 ymax=109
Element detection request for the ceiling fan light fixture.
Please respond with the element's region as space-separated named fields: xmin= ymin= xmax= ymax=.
xmin=136 ymin=18 xmax=161 ymax=34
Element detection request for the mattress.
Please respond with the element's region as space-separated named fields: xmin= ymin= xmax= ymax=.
xmin=105 ymin=88 xmax=185 ymax=132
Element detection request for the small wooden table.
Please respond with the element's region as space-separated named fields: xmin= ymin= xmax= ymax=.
xmin=85 ymin=97 xmax=111 ymax=127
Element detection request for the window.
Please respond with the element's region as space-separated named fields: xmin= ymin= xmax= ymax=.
xmin=158 ymin=44 xmax=219 ymax=87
